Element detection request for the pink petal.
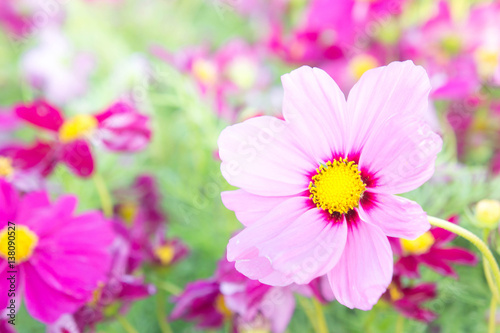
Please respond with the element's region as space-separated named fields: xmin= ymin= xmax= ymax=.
xmin=15 ymin=191 xmax=51 ymax=225
xmin=328 ymin=221 xmax=393 ymax=310
xmin=14 ymin=100 xmax=64 ymax=132
xmin=23 ymin=262 xmax=86 ymax=323
xmin=218 ymin=116 xmax=315 ymax=196
xmin=0 ymin=179 xmax=19 ymax=222
xmin=346 ymin=61 xmax=441 ymax=194
xmin=281 ymin=66 xmax=347 ymax=161
xmin=61 ymin=140 xmax=94 ymax=177
xmin=228 ymin=196 xmax=348 ymax=285
xmin=346 ymin=61 xmax=431 ymax=155
xmin=357 ymin=116 xmax=442 ymax=194
xmin=419 ymin=254 xmax=457 ymax=278
xmin=9 ymin=140 xmax=59 ymax=176
xmin=358 ymin=192 xmax=430 ymax=239
xmin=395 ymin=256 xmax=420 ymax=279
xmin=430 ymin=248 xmax=478 ymax=265
xmin=95 ymin=102 xmax=151 ymax=152
xmin=261 ymin=287 xmax=295 ymax=333
xmin=221 ymin=189 xmax=290 ymax=226
xmin=21 ymin=195 xmax=77 ymax=237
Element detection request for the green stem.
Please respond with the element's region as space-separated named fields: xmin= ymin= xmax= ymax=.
xmin=117 ymin=315 xmax=139 ymax=333
xmin=428 ymin=216 xmax=500 ymax=299
xmin=312 ymin=298 xmax=329 ymax=333
xmin=93 ymin=173 xmax=113 ymax=218
xmin=156 ymin=280 xmax=182 ymax=295
xmin=395 ymin=315 xmax=405 ymax=333
xmin=484 ymin=230 xmax=500 ymax=302
xmin=156 ymin=290 xmax=174 ymax=333
xmin=297 ymin=297 xmax=318 ymax=332
xmin=490 ymin=297 xmax=497 ymax=333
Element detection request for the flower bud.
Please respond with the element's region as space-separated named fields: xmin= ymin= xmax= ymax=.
xmin=475 ymin=199 xmax=500 ymax=229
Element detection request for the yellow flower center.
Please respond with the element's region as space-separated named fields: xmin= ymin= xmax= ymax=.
xmin=0 ymin=157 xmax=14 ymax=177
xmin=118 ymin=202 xmax=138 ymax=226
xmin=155 ymin=244 xmax=175 ymax=265
xmin=348 ymin=54 xmax=379 ymax=80
xmin=215 ymin=294 xmax=232 ymax=318
xmin=59 ymin=114 xmax=98 ymax=143
xmin=192 ymin=58 xmax=218 ymax=86
xmin=309 ymin=158 xmax=366 ymax=215
xmin=0 ymin=225 xmax=39 ymax=263
xmin=474 ymin=47 xmax=499 ymax=79
xmin=388 ymin=283 xmax=404 ymax=301
xmin=400 ymin=232 xmax=435 ymax=255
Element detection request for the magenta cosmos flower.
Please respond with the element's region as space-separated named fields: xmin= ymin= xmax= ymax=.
xmin=171 ymin=255 xmax=317 ymax=333
xmin=13 ymin=100 xmax=151 ymax=177
xmin=382 ymin=274 xmax=437 ymax=323
xmin=391 ymin=216 xmax=477 ymax=279
xmin=0 ymin=179 xmax=114 ymax=323
xmin=219 ymin=61 xmax=442 ymax=310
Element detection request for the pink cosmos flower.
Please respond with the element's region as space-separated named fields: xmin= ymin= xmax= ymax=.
xmin=47 ymin=232 xmax=155 ymax=333
xmin=0 ymin=0 xmax=65 ymax=39
xmin=219 ymin=61 xmax=442 ymax=310
xmin=391 ymin=216 xmax=477 ymax=278
xmin=381 ymin=274 xmax=437 ymax=323
xmin=401 ymin=1 xmax=482 ymax=99
xmin=113 ymin=175 xmax=186 ymax=271
xmin=171 ymin=255 xmax=316 ymax=332
xmin=0 ymin=179 xmax=114 ymax=323
xmin=13 ymin=100 xmax=151 ymax=177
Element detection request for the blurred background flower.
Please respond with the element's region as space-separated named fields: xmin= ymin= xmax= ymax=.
xmin=1 ymin=0 xmax=500 ymax=332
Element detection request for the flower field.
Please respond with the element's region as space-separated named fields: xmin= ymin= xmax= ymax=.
xmin=1 ymin=0 xmax=500 ymax=332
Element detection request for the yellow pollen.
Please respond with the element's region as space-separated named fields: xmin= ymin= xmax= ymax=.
xmin=400 ymin=232 xmax=435 ymax=255
xmin=59 ymin=114 xmax=98 ymax=143
xmin=349 ymin=54 xmax=379 ymax=80
xmin=388 ymin=283 xmax=404 ymax=301
xmin=0 ymin=225 xmax=39 ymax=263
xmin=118 ymin=202 xmax=138 ymax=225
xmin=192 ymin=58 xmax=218 ymax=86
xmin=215 ymin=294 xmax=232 ymax=318
xmin=309 ymin=158 xmax=366 ymax=215
xmin=0 ymin=157 xmax=14 ymax=177
xmin=89 ymin=282 xmax=105 ymax=307
xmin=155 ymin=244 xmax=175 ymax=265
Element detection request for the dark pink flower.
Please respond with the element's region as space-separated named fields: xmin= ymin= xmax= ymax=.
xmin=47 ymin=234 xmax=156 ymax=333
xmin=382 ymin=275 xmax=437 ymax=323
xmin=171 ymin=255 xmax=319 ymax=333
xmin=391 ymin=216 xmax=478 ymax=279
xmin=13 ymin=100 xmax=151 ymax=177
xmin=0 ymin=179 xmax=115 ymax=324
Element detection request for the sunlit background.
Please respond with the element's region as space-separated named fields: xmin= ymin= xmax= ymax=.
xmin=1 ymin=0 xmax=500 ymax=332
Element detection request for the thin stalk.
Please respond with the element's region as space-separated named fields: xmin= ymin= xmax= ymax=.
xmin=428 ymin=216 xmax=500 ymax=299
xmin=117 ymin=315 xmax=139 ymax=333
xmin=93 ymin=173 xmax=113 ymax=218
xmin=156 ymin=291 xmax=174 ymax=333
xmin=312 ymin=298 xmax=329 ymax=333
xmin=490 ymin=297 xmax=497 ymax=333
xmin=297 ymin=297 xmax=318 ymax=332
